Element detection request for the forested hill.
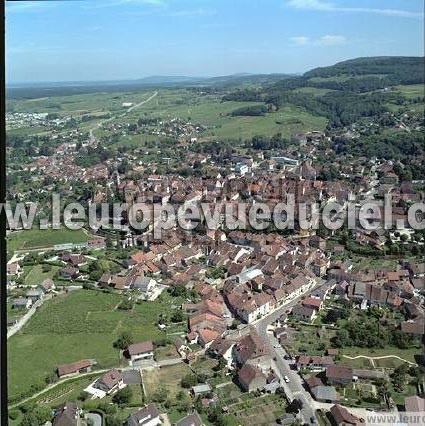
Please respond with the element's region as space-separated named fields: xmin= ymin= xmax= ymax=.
xmin=221 ymin=56 xmax=424 ymax=128
xmin=304 ymin=56 xmax=424 ymax=85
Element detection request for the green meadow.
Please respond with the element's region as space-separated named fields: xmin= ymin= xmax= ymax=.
xmin=7 ymin=289 xmax=183 ymax=403
xmin=7 ymin=228 xmax=87 ymax=253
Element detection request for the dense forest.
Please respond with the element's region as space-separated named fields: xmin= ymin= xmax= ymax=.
xmin=305 ymin=56 xmax=424 ymax=84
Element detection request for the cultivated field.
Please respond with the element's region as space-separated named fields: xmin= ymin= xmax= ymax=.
xmin=216 ymin=383 xmax=287 ymax=426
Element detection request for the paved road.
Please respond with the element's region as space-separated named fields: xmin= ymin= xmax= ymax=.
xmin=126 ymin=91 xmax=158 ymax=113
xmin=254 ymin=279 xmax=392 ymax=425
xmin=255 ymin=280 xmax=323 ymax=425
xmin=88 ymin=90 xmax=158 ymax=144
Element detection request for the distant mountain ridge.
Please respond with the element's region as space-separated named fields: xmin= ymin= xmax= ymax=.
xmin=6 ymin=56 xmax=423 ymax=99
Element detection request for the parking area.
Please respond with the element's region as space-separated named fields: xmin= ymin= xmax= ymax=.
xmin=122 ymin=369 xmax=142 ymax=385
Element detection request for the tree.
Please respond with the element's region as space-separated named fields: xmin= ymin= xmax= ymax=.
xmin=41 ymin=264 xmax=52 ymax=273
xmin=89 ymin=269 xmax=103 ymax=281
xmin=207 ymin=406 xmax=225 ymax=426
xmin=106 ymin=237 xmax=114 ymax=249
xmin=113 ymin=331 xmax=133 ymax=350
xmin=45 ymin=371 xmax=57 ymax=385
xmin=369 ymin=306 xmax=384 ymax=337
xmin=197 ymin=372 xmax=208 ymax=383
xmin=118 ymin=299 xmax=133 ymax=311
xmin=171 ymin=310 xmax=184 ymax=323
xmin=400 ymin=234 xmax=409 ymax=242
xmin=181 ymin=373 xmax=198 ymax=388
xmin=175 ymin=390 xmax=191 ymax=413
xmin=112 ymin=386 xmax=133 ymax=404
xmin=168 ymin=285 xmax=188 ymax=298
xmin=391 ymin=364 xmax=409 ymax=392
xmin=20 ymin=406 xmax=52 ymax=426
xmin=409 ymin=367 xmax=423 ymax=387
xmin=105 ymin=415 xmax=122 ymax=426
xmin=287 ymin=398 xmax=303 ymax=414
xmin=8 ymin=409 xmax=19 ymax=421
xmin=376 ymin=378 xmax=391 ymax=406
xmin=78 ymin=390 xmax=90 ymax=401
xmin=152 ymin=386 xmax=168 ymax=403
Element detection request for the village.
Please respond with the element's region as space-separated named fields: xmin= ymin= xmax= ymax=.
xmin=5 ymin=134 xmax=425 ymax=425
xmin=4 ymin=48 xmax=425 ymax=426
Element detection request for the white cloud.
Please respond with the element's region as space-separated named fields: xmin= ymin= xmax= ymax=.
xmin=290 ymin=36 xmax=311 ymax=45
xmin=6 ymin=1 xmax=57 ymax=14
xmin=317 ymin=34 xmax=346 ymax=45
xmin=290 ymin=34 xmax=347 ymax=46
xmin=286 ymin=0 xmax=423 ymax=19
xmin=167 ymin=8 xmax=216 ymax=17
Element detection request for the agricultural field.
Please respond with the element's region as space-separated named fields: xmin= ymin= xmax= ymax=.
xmin=11 ymin=88 xmax=328 ymax=147
xmin=7 ymin=228 xmax=87 ymax=253
xmin=7 ymin=290 xmax=176 ymax=403
xmin=7 ymin=90 xmax=153 ymax=116
xmin=216 ymin=383 xmax=287 ymax=426
xmin=121 ymin=89 xmax=328 ymax=140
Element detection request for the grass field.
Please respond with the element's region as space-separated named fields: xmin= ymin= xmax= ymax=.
xmin=394 ymin=84 xmax=424 ymax=99
xmin=341 ymin=346 xmax=420 ymax=365
xmin=24 ymin=264 xmax=60 ymax=286
xmin=7 ymin=228 xmax=87 ymax=253
xmin=6 ymin=126 xmax=50 ymax=136
xmin=7 ymin=290 xmax=175 ymax=402
xmin=143 ymin=363 xmax=191 ymax=400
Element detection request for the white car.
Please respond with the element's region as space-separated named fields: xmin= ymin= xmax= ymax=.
xmin=284 ymin=375 xmax=290 ymax=383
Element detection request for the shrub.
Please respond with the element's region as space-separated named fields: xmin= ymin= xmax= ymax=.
xmin=8 ymin=410 xmax=19 ymax=420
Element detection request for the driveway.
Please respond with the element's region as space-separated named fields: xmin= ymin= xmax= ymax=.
xmin=122 ymin=369 xmax=142 ymax=385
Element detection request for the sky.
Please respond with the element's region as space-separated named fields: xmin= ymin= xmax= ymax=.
xmin=6 ymin=0 xmax=424 ymax=83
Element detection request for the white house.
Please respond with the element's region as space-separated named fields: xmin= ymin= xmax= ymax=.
xmin=128 ymin=341 xmax=154 ymax=366
xmin=85 ymin=369 xmax=126 ymax=399
xmin=126 ymin=404 xmax=161 ymax=426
